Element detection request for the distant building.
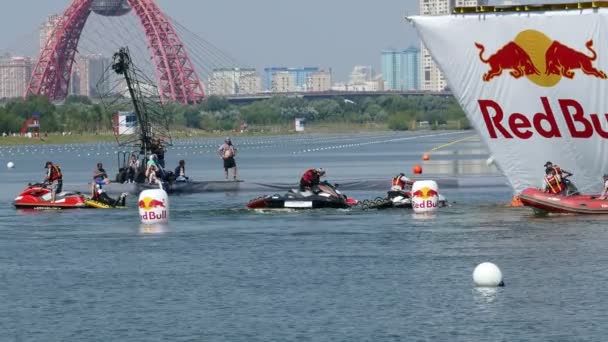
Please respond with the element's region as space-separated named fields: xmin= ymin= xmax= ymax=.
xmin=0 ymin=56 xmax=33 ymax=99
xmin=349 ymin=65 xmax=374 ymax=85
xmin=347 ymin=78 xmax=385 ymax=92
xmin=208 ymin=68 xmax=261 ymax=95
xmin=306 ymin=70 xmax=332 ymax=92
xmin=40 ymin=14 xmax=62 ymax=52
xmin=381 ymin=50 xmax=403 ymax=90
xmin=271 ymin=71 xmax=296 ymax=93
xmin=70 ymin=54 xmax=110 ymax=97
xmin=381 ymin=47 xmax=419 ymax=90
xmin=403 ymin=47 xmax=420 ymax=90
xmin=420 ymin=0 xmax=454 ymax=91
xmin=455 ymin=0 xmax=488 ymax=6
xmin=263 ymin=67 xmax=319 ymax=91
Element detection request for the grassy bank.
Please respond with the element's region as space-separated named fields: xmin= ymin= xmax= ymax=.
xmin=0 ymin=123 xmax=465 ymax=146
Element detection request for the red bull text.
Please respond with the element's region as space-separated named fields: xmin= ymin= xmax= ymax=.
xmin=476 ymin=31 xmax=608 ymax=139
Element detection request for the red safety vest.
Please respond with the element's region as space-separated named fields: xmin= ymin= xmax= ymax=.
xmin=545 ymin=174 xmax=563 ymax=194
xmin=392 ymin=175 xmax=405 ymax=189
xmin=49 ymin=165 xmax=62 ymax=182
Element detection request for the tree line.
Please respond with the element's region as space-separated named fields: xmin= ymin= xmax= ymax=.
xmin=0 ymin=94 xmax=470 ymax=134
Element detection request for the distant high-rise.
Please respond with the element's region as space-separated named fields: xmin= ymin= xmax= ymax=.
xmin=40 ymin=14 xmax=62 ymax=52
xmin=420 ymin=0 xmax=454 ymax=91
xmin=263 ymin=67 xmax=319 ymax=91
xmin=381 ymin=48 xmax=419 ymax=91
xmin=70 ymin=54 xmax=110 ymax=97
xmin=208 ymin=68 xmax=261 ymax=95
xmin=271 ymin=71 xmax=296 ymax=93
xmin=381 ymin=50 xmax=403 ymax=90
xmin=306 ymin=70 xmax=332 ymax=92
xmin=0 ymin=56 xmax=33 ymax=99
xmin=403 ymin=47 xmax=420 ymax=90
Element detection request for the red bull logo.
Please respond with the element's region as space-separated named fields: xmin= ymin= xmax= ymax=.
xmin=476 ymin=30 xmax=606 ymax=86
xmin=138 ymin=197 xmax=166 ymax=210
xmin=411 ymin=187 xmax=439 ymax=200
xmin=475 ymin=30 xmax=608 ymax=140
xmin=138 ymin=196 xmax=167 ymax=221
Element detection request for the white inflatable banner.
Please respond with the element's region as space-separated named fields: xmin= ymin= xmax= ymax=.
xmin=411 ymin=9 xmax=608 ymax=193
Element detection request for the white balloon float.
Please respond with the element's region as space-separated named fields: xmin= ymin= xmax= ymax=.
xmin=138 ymin=188 xmax=169 ymax=224
xmin=473 ymin=262 xmax=504 ymax=287
xmin=411 ymin=180 xmax=439 ymax=214
xmin=6 ymin=161 xmax=14 ymax=169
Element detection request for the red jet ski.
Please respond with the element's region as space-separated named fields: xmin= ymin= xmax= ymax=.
xmin=14 ymin=183 xmax=87 ymax=209
xmin=520 ymin=188 xmax=608 ymax=215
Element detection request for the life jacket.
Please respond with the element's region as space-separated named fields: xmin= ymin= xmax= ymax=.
xmin=545 ymin=174 xmax=564 ymax=194
xmin=392 ymin=175 xmax=405 ymax=189
xmin=49 ymin=165 xmax=62 ymax=182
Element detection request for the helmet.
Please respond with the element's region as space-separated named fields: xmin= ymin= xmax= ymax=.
xmin=544 ymin=161 xmax=553 ymax=167
xmin=44 ymin=161 xmax=52 ymax=168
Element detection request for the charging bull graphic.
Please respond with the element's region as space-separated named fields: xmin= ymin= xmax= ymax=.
xmin=475 ymin=30 xmax=607 ymax=86
xmin=544 ymin=40 xmax=607 ymax=79
xmin=475 ymin=41 xmax=540 ymax=81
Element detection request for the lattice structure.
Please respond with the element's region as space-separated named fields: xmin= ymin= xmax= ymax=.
xmin=25 ymin=0 xmax=205 ymax=104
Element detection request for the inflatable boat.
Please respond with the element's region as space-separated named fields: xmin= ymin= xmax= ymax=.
xmin=520 ymin=188 xmax=608 ymax=215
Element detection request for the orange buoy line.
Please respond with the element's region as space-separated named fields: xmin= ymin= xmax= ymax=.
xmin=422 ymin=135 xmax=476 ymax=161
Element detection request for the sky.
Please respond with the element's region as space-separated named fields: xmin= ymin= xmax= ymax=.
xmin=0 ymin=0 xmax=571 ymax=82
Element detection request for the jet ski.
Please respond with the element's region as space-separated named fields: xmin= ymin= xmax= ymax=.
xmin=247 ymin=181 xmax=357 ymax=209
xmin=386 ymin=190 xmax=448 ymax=208
xmin=14 ymin=183 xmax=87 ymax=209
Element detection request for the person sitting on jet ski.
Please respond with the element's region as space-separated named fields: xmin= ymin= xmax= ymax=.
xmin=92 ymin=184 xmax=127 ymax=207
xmin=91 ymin=162 xmax=109 ymax=197
xmin=391 ymin=173 xmax=414 ymax=191
xmin=300 ymin=168 xmax=326 ymax=192
xmin=174 ymin=160 xmax=188 ymax=182
xmin=544 ymin=167 xmax=566 ymax=195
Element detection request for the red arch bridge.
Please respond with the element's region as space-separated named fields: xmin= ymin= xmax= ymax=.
xmin=26 ymin=0 xmax=205 ymax=104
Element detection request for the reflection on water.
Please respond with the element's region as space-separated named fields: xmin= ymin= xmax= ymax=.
xmin=473 ymin=287 xmax=501 ymax=305
xmin=139 ymin=223 xmax=169 ymax=235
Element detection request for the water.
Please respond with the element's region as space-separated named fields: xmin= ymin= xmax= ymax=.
xmin=1 ymin=131 xmax=607 ymax=341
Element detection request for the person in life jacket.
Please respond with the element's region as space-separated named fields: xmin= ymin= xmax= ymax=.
xmin=544 ymin=167 xmax=566 ymax=195
xmin=543 ymin=161 xmax=573 ymax=186
xmin=391 ymin=173 xmax=414 ymax=191
xmin=44 ymin=161 xmax=62 ymax=202
xmin=91 ymin=162 xmax=110 ymax=197
xmin=299 ymin=168 xmax=326 ymax=192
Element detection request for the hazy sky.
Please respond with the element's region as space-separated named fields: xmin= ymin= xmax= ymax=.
xmin=0 ymin=0 xmax=570 ymax=81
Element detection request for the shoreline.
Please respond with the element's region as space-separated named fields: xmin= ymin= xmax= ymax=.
xmin=0 ymin=124 xmax=467 ymax=146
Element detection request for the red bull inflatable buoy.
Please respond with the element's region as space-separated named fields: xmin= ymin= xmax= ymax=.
xmin=411 ymin=180 xmax=439 ymax=214
xmin=138 ymin=188 xmax=169 ymax=224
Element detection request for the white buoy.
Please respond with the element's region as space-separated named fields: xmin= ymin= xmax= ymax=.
xmin=138 ymin=188 xmax=169 ymax=224
xmin=473 ymin=262 xmax=504 ymax=287
xmin=411 ymin=180 xmax=439 ymax=214
xmin=6 ymin=161 xmax=14 ymax=169
xmin=486 ymin=156 xmax=495 ymax=166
